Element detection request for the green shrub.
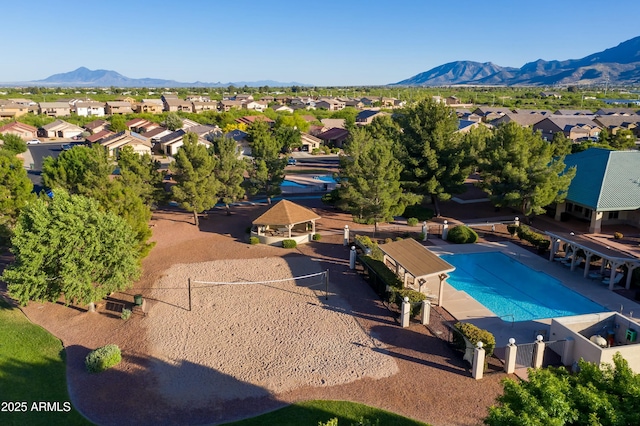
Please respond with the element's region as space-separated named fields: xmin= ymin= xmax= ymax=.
xmin=406 ymin=217 xmax=419 ymax=227
xmin=453 ymin=322 xmax=495 ymax=357
xmin=390 ymin=288 xmax=427 ymax=316
xmin=311 ymin=148 xmax=320 ymax=155
xmin=384 ymin=238 xmax=393 ymax=244
xmin=85 ymin=344 xmax=122 ymax=373
xmin=614 ymin=232 xmax=623 ymax=240
xmin=355 ymin=235 xmax=383 ymax=260
xmin=353 ymin=216 xmax=376 ymax=225
xmin=282 ymin=239 xmax=297 ymax=248
xmin=121 ymin=308 xmax=132 ymax=320
xmin=312 ymin=233 xmax=321 ymax=241
xmin=359 ymin=256 xmax=403 ymax=288
xmin=321 ymin=189 xmax=339 ymax=205
xmin=249 ymin=236 xmax=260 ymax=245
xmin=447 ymin=225 xmax=478 ymax=244
xmin=515 ymin=225 xmax=550 ymax=251
xmin=394 ymin=236 xmax=403 ymax=241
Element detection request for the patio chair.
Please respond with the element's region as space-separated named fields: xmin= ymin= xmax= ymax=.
xmin=562 ymin=256 xmax=584 ymax=267
xmin=602 ymin=274 xmax=624 ymax=286
xmin=553 ymin=250 xmax=573 ymax=262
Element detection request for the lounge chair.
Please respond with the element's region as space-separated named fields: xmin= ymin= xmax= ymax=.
xmin=602 ymin=274 xmax=624 ymax=286
xmin=562 ymin=256 xmax=584 ymax=267
xmin=554 ymin=250 xmax=573 ymax=262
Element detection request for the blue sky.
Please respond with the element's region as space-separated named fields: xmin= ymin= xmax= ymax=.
xmin=2 ymin=0 xmax=639 ymax=86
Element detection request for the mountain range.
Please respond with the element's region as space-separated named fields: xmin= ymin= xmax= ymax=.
xmin=13 ymin=67 xmax=307 ymax=88
xmin=393 ymin=36 xmax=640 ymax=86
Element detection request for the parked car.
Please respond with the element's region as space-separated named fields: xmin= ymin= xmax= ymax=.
xmin=26 ymin=139 xmax=40 ymax=145
xmin=287 ymin=157 xmax=297 ymax=165
xmin=62 ymin=143 xmax=73 ymax=151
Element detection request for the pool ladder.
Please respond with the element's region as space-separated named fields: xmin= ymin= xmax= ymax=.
xmin=500 ymin=314 xmax=515 ymax=326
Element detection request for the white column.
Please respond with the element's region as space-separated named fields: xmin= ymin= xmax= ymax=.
xmin=561 ymin=337 xmax=574 ymax=366
xmin=504 ymin=338 xmax=517 ymax=374
xmin=349 ymin=245 xmax=356 ymax=270
xmin=343 ymin=225 xmax=349 ymax=246
xmin=472 ymin=342 xmax=485 ymax=380
xmin=400 ymin=297 xmax=410 ymax=328
xmin=421 ymin=300 xmax=430 ymax=325
xmin=422 ymin=221 xmax=428 ymax=241
xmin=533 ymin=335 xmax=545 ymax=369
xmin=442 ymin=220 xmax=449 ymax=240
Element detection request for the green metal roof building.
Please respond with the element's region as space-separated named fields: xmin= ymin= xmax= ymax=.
xmin=555 ymin=148 xmax=640 ymax=233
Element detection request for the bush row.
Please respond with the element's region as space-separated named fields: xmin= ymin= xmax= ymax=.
xmin=515 ymin=225 xmax=550 ymax=251
xmin=388 ymin=287 xmax=428 ymax=316
xmin=453 ymin=322 xmax=496 ymax=357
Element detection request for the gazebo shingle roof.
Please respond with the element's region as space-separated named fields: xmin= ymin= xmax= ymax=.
xmin=252 ymin=200 xmax=320 ymax=226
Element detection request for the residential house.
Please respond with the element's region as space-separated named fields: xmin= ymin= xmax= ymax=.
xmin=164 ymin=99 xmax=193 ymax=113
xmin=38 ymin=102 xmax=71 ymax=117
xmin=456 ymin=120 xmax=492 ymax=134
xmin=316 ymin=127 xmax=350 ymax=148
xmin=315 ymin=99 xmax=345 ymax=111
xmin=271 ymin=104 xmax=294 ymax=113
xmin=192 ymin=101 xmax=218 ymax=113
xmin=594 ymin=108 xmax=640 ymax=116
xmin=100 ymin=130 xmax=152 ymax=157
xmin=533 ymin=116 xmax=601 ymax=141
xmin=73 ymin=101 xmax=105 ymax=117
xmin=300 ymin=132 xmax=322 ymax=152
xmin=224 ymin=129 xmax=251 ymax=156
xmin=356 ymin=109 xmax=388 ymax=125
xmin=236 ymin=115 xmax=275 ymax=127
xmin=185 ymin=95 xmax=211 ymax=102
xmin=275 ymin=95 xmax=290 ymax=104
xmin=472 ymin=107 xmax=510 ymax=122
xmin=135 ymin=99 xmax=164 ymax=114
xmin=161 ymin=94 xmax=178 ymax=102
xmin=234 ymin=94 xmax=254 ymax=102
xmin=260 ymin=96 xmax=275 ymax=103
xmin=554 ymin=148 xmax=640 ymax=233
xmin=143 ymin=126 xmax=172 ymax=147
xmin=554 ymin=109 xmax=594 ymax=116
xmin=126 ymin=118 xmax=159 ymax=134
xmin=0 ymin=100 xmax=30 ymax=119
xmin=117 ymin=96 xmax=137 ymax=105
xmin=86 ymin=129 xmax=115 ymax=144
xmin=7 ymin=98 xmax=36 ymax=107
xmin=490 ymin=112 xmax=546 ymax=127
xmin=105 ymin=101 xmax=133 ymax=115
xmin=243 ymin=101 xmax=268 ymax=112
xmin=344 ymin=99 xmax=364 ymax=109
xmin=158 ymin=125 xmax=219 ymax=156
xmin=361 ymin=97 xmax=379 ymax=107
xmin=84 ymin=119 xmax=108 ymax=134
xmin=593 ymin=115 xmax=640 ymax=137
xmin=0 ymin=121 xmax=38 ymax=140
xmin=320 ymin=118 xmax=346 ymax=130
xmin=181 ymin=118 xmax=202 ymax=130
xmin=540 ymin=91 xmax=562 ymax=99
xmin=218 ymin=100 xmax=244 ymax=112
xmin=39 ymin=119 xmax=84 ymax=139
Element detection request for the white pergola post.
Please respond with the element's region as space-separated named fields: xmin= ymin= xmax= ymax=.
xmin=584 ymin=253 xmax=593 ymax=278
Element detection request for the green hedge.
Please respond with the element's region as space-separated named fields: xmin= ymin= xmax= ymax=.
xmin=453 ymin=322 xmax=495 ymax=357
xmin=389 ymin=288 xmax=427 ymax=316
xmin=312 ymin=233 xmax=322 ymax=241
xmin=406 ymin=217 xmax=419 ymax=227
xmin=249 ymin=236 xmax=260 ymax=245
xmin=516 ymin=225 xmax=550 ymax=251
xmin=282 ymin=239 xmax=297 ymax=248
xmin=359 ymin=256 xmax=403 ymax=288
xmin=355 ymin=235 xmax=383 ymax=260
xmin=447 ymin=225 xmax=478 ymax=244
xmin=85 ymin=344 xmax=122 ymax=373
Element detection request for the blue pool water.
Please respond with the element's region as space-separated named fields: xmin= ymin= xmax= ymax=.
xmin=441 ymin=252 xmax=605 ymax=322
xmin=281 ymin=180 xmax=309 ymax=188
xmin=312 ymin=175 xmax=338 ymax=183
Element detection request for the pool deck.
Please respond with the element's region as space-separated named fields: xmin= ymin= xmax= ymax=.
xmin=428 ymin=240 xmax=640 ymax=347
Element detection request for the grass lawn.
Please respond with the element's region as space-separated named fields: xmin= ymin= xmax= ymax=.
xmin=0 ymin=297 xmax=91 ymax=425
xmin=222 ymin=400 xmax=428 ymax=426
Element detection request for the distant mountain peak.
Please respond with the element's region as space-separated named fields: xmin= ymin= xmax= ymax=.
xmin=392 ymin=35 xmax=640 ymax=86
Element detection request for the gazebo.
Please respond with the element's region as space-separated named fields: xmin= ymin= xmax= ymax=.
xmin=379 ymin=238 xmax=455 ymax=306
xmin=251 ymin=200 xmax=321 ymax=245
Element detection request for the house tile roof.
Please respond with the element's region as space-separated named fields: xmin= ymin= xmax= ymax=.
xmin=317 ymin=127 xmax=350 ymax=141
xmin=86 ymin=129 xmax=114 ymax=143
xmin=564 ymin=148 xmax=640 ymax=211
xmin=0 ymin=121 xmax=37 ymax=133
xmin=252 ymin=200 xmax=320 ymax=226
xmin=379 ymin=238 xmax=455 ymax=279
xmin=84 ymin=119 xmax=107 ymax=131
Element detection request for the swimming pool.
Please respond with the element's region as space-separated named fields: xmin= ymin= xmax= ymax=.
xmin=441 ymin=252 xmax=605 ymax=322
xmin=312 ymin=175 xmax=337 ymax=183
xmin=281 ymin=180 xmax=310 ymax=188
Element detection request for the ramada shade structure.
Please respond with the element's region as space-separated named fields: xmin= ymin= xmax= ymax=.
xmin=252 ymin=199 xmax=320 ymax=238
xmin=379 ymin=238 xmax=455 ymax=306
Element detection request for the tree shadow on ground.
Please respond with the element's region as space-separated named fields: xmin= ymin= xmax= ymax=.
xmin=65 ymin=344 xmax=285 ymax=426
